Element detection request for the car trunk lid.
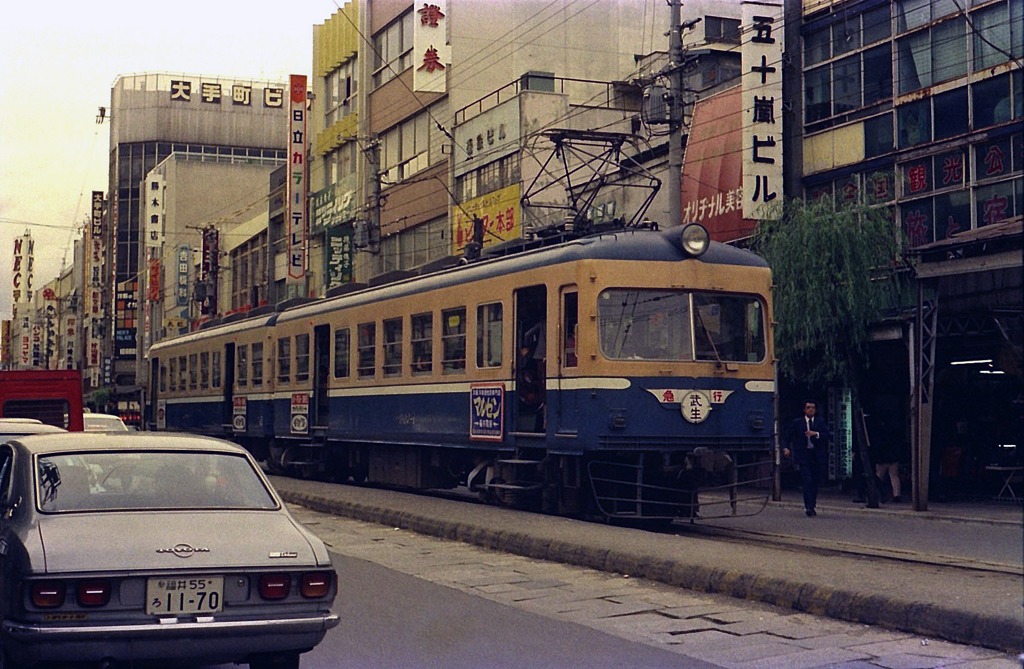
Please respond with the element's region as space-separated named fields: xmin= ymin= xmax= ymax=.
xmin=37 ymin=510 xmax=320 ymax=573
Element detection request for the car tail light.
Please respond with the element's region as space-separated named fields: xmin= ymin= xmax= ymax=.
xmin=258 ymin=573 xmax=291 ymax=600
xmin=31 ymin=581 xmax=66 ymax=608
xmin=300 ymin=571 xmax=332 ymax=599
xmin=77 ymin=580 xmax=111 ymax=607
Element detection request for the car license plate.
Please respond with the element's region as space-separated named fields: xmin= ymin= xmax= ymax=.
xmin=146 ymin=576 xmax=224 ymax=615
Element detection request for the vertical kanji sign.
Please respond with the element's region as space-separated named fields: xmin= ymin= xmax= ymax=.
xmin=741 ymin=1 xmax=783 ymax=221
xmin=413 ymin=1 xmax=450 ymax=93
xmin=287 ymin=74 xmax=308 ymax=286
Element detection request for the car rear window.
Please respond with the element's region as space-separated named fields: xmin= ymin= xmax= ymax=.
xmin=36 ymin=451 xmax=278 ymax=512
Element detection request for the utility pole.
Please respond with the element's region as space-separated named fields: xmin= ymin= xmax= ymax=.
xmin=667 ymin=0 xmax=685 ymax=227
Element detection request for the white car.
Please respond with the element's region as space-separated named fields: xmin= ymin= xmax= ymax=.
xmin=0 ymin=432 xmax=338 ymax=668
xmin=82 ymin=413 xmax=130 ymax=432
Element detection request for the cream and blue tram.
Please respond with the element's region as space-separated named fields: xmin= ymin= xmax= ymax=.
xmin=149 ymin=224 xmax=774 ymax=520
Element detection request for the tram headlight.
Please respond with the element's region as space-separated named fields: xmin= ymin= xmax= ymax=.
xmin=680 ymin=223 xmax=710 ymax=257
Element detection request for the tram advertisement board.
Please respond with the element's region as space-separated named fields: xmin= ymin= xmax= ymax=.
xmin=469 ymin=383 xmax=504 ymax=441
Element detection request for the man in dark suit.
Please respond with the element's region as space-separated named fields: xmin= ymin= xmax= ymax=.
xmin=783 ymin=400 xmax=829 ymax=516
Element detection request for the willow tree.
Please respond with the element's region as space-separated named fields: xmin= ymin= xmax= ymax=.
xmin=751 ymin=196 xmax=907 ymax=507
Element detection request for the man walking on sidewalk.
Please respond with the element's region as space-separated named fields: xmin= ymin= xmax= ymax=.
xmin=783 ymin=400 xmax=830 ymax=516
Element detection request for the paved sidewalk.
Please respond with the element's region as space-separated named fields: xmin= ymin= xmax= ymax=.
xmin=269 ymin=476 xmax=1024 ymax=654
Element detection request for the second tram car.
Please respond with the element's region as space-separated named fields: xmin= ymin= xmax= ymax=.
xmin=148 ymin=224 xmax=775 ymax=520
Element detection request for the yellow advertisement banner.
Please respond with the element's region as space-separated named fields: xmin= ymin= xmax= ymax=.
xmin=452 ymin=184 xmax=522 ymax=255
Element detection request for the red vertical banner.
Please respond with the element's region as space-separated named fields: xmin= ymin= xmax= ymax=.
xmin=287 ymin=74 xmax=308 ymax=286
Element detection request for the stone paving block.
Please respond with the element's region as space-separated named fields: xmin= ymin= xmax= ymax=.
xmin=694 ymin=639 xmax=812 ymax=664
xmin=789 ymin=630 xmax=911 ymax=651
xmin=660 ymin=603 xmax=750 ymax=619
xmin=731 ymin=646 xmax=870 ymax=669
xmin=854 ymin=637 xmax=1003 ymax=661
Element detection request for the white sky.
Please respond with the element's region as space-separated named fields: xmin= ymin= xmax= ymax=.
xmin=0 ymin=1 xmax=342 ymax=318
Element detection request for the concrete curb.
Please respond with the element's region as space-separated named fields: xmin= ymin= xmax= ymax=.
xmin=281 ymin=488 xmax=1023 ymax=654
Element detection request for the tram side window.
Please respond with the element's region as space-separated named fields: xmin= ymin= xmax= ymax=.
xmin=410 ymin=314 xmax=432 ymax=375
xmin=357 ymin=323 xmax=376 ymax=379
xmin=476 ymin=303 xmax=502 ymax=368
xmin=563 ymin=292 xmax=578 ymax=367
xmin=251 ymin=343 xmax=263 ymax=387
xmin=237 ymin=345 xmax=249 ymax=387
xmin=169 ymin=358 xmax=177 ymax=391
xmin=178 ymin=356 xmax=187 ymax=390
xmin=383 ymin=318 xmax=403 ymax=377
xmin=597 ymin=289 xmax=692 ymax=361
xmin=334 ymin=328 xmax=351 ymax=379
xmin=212 ymin=350 xmax=221 ymax=388
xmin=200 ymin=351 xmax=210 ymax=389
xmin=160 ymin=363 xmax=167 ymax=393
xmin=188 ymin=354 xmax=198 ymax=390
xmin=277 ymin=337 xmax=292 ymax=384
xmin=442 ymin=307 xmax=466 ymax=374
xmin=693 ymin=293 xmax=766 ymax=363
xmin=295 ymin=333 xmax=310 ymax=383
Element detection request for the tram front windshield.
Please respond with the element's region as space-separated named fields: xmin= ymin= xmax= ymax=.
xmin=597 ymin=289 xmax=766 ymax=363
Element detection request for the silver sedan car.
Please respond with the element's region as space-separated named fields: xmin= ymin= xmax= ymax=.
xmin=0 ymin=433 xmax=338 ymax=668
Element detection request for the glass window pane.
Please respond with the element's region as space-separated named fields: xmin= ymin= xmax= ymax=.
xmin=833 ymin=56 xmax=861 ymax=114
xmin=804 ymin=28 xmax=830 ymax=66
xmin=295 ymin=333 xmax=310 ymax=382
xmin=897 ymin=0 xmax=930 ymax=32
xmin=973 ymin=4 xmax=1011 ymax=71
xmin=476 ymin=303 xmax=503 ymax=368
xmin=898 ymin=31 xmax=931 ymax=94
xmin=383 ymin=318 xmax=403 ymax=377
xmin=357 ymin=323 xmax=376 ymax=379
xmin=833 ymin=19 xmax=861 ymax=56
xmin=200 ymin=351 xmax=209 ymax=389
xmin=934 ymin=189 xmax=971 ymax=240
xmin=863 ymin=44 xmax=893 ymax=106
xmin=975 ymin=180 xmax=1014 ymax=226
xmin=235 ymin=344 xmax=247 ymax=385
xmin=972 ymin=74 xmax=1011 ymax=129
xmin=442 ymin=308 xmax=466 ymax=374
xmin=935 ymin=150 xmax=966 ymax=190
xmin=598 ymin=290 xmax=693 ymax=361
xmin=333 ymin=329 xmax=350 ymax=379
xmin=277 ymin=338 xmax=291 ymax=383
xmin=693 ymin=294 xmax=767 ymax=363
xmin=931 ymin=18 xmax=966 ymax=84
xmin=805 ymin=66 xmax=831 ymax=123
xmin=864 ymin=113 xmax=894 ymax=158
xmin=411 ymin=314 xmax=433 ymax=375
xmin=901 ymin=199 xmax=934 ymax=247
xmin=933 ymin=87 xmax=969 ymax=140
xmin=251 ymin=343 xmax=263 ymax=387
xmin=863 ymin=5 xmax=891 ymax=45
xmin=897 ymin=99 xmax=931 ymax=149
xmin=212 ymin=351 xmax=221 ymax=389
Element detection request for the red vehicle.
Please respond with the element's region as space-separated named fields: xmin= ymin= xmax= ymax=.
xmin=0 ymin=370 xmax=84 ymax=431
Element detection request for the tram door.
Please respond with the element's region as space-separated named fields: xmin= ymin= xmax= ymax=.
xmin=223 ymin=343 xmax=235 ymax=430
xmin=312 ymin=325 xmax=331 ymax=429
xmin=514 ymin=286 xmax=547 ymax=433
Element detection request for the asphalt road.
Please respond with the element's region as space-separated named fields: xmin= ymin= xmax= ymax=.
xmin=268 ymin=476 xmax=1024 ymax=654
